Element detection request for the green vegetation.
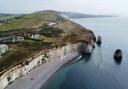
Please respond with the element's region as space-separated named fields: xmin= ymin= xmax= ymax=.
xmin=17 ymin=39 xmax=53 ymax=50
xmin=39 ymin=25 xmax=64 ymax=37
xmin=0 ymin=10 xmax=94 ymax=74
xmin=0 ymin=39 xmax=54 ymax=72
xmin=0 ymin=28 xmax=34 ymax=37
xmin=0 ymin=11 xmax=64 ymax=32
xmin=0 ymin=48 xmax=32 ymax=72
xmin=0 ymin=16 xmax=15 ymax=21
xmin=0 ymin=37 xmax=56 ymax=71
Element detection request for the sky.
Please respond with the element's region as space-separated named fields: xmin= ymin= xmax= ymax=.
xmin=0 ymin=0 xmax=128 ymax=16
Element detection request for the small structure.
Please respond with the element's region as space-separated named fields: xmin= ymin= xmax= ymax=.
xmin=96 ymin=36 xmax=102 ymax=45
xmin=30 ymin=34 xmax=39 ymax=39
xmin=16 ymin=36 xmax=24 ymax=41
xmin=48 ymin=22 xmax=57 ymax=26
xmin=114 ymin=49 xmax=122 ymax=60
xmin=1 ymin=36 xmax=24 ymax=43
xmin=0 ymin=44 xmax=8 ymax=57
xmin=26 ymin=33 xmax=39 ymax=39
xmin=2 ymin=36 xmax=16 ymax=43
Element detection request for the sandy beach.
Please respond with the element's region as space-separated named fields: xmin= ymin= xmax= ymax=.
xmin=5 ymin=53 xmax=79 ymax=89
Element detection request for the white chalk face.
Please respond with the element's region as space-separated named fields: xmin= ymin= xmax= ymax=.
xmin=0 ymin=0 xmax=128 ymax=16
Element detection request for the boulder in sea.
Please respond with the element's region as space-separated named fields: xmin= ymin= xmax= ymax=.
xmin=96 ymin=36 xmax=102 ymax=45
xmin=114 ymin=49 xmax=122 ymax=60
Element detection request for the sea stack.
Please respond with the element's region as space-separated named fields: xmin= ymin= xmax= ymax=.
xmin=96 ymin=36 xmax=102 ymax=45
xmin=114 ymin=49 xmax=122 ymax=60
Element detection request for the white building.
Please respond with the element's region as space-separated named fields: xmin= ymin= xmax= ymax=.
xmin=2 ymin=36 xmax=16 ymax=43
xmin=30 ymin=34 xmax=40 ymax=39
xmin=48 ymin=22 xmax=57 ymax=26
xmin=1 ymin=36 xmax=24 ymax=43
xmin=16 ymin=36 xmax=24 ymax=41
xmin=0 ymin=44 xmax=8 ymax=54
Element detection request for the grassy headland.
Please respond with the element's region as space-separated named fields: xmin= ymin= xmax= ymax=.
xmin=0 ymin=10 xmax=95 ymax=74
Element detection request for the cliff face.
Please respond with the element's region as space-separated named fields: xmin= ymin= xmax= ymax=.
xmin=0 ymin=10 xmax=95 ymax=72
xmin=0 ymin=42 xmax=94 ymax=89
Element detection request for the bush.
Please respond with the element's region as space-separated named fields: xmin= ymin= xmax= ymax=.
xmin=39 ymin=26 xmax=63 ymax=37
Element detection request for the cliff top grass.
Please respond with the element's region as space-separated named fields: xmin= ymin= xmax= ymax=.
xmin=0 ymin=11 xmax=64 ymax=32
xmin=0 ymin=16 xmax=15 ymax=21
xmin=0 ymin=10 xmax=95 ymax=74
xmin=0 ymin=39 xmax=54 ymax=73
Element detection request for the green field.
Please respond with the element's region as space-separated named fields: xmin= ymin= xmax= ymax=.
xmin=0 ymin=10 xmax=94 ymax=75
xmin=0 ymin=12 xmax=64 ymax=32
xmin=0 ymin=16 xmax=15 ymax=21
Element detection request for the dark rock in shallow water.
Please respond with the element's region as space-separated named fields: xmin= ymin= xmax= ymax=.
xmin=114 ymin=49 xmax=122 ymax=60
xmin=96 ymin=36 xmax=102 ymax=45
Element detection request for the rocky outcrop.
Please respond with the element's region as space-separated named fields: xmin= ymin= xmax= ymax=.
xmin=0 ymin=42 xmax=94 ymax=89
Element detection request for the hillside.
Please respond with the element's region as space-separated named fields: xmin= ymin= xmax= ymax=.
xmin=0 ymin=14 xmax=21 ymax=23
xmin=0 ymin=10 xmax=95 ymax=42
xmin=0 ymin=10 xmax=95 ymax=73
xmin=0 ymin=11 xmax=115 ymax=25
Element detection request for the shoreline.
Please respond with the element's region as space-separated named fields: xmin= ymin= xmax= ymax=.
xmin=5 ymin=53 xmax=79 ymax=89
xmin=41 ymin=54 xmax=81 ymax=89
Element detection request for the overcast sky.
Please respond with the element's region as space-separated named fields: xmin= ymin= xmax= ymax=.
xmin=0 ymin=0 xmax=128 ymax=16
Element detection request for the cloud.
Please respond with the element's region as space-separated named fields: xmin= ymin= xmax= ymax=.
xmin=0 ymin=0 xmax=128 ymax=15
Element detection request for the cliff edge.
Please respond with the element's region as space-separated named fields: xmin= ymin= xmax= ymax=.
xmin=0 ymin=10 xmax=95 ymax=73
xmin=0 ymin=10 xmax=95 ymax=89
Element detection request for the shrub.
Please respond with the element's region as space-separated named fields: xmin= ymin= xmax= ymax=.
xmin=39 ymin=26 xmax=63 ymax=37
